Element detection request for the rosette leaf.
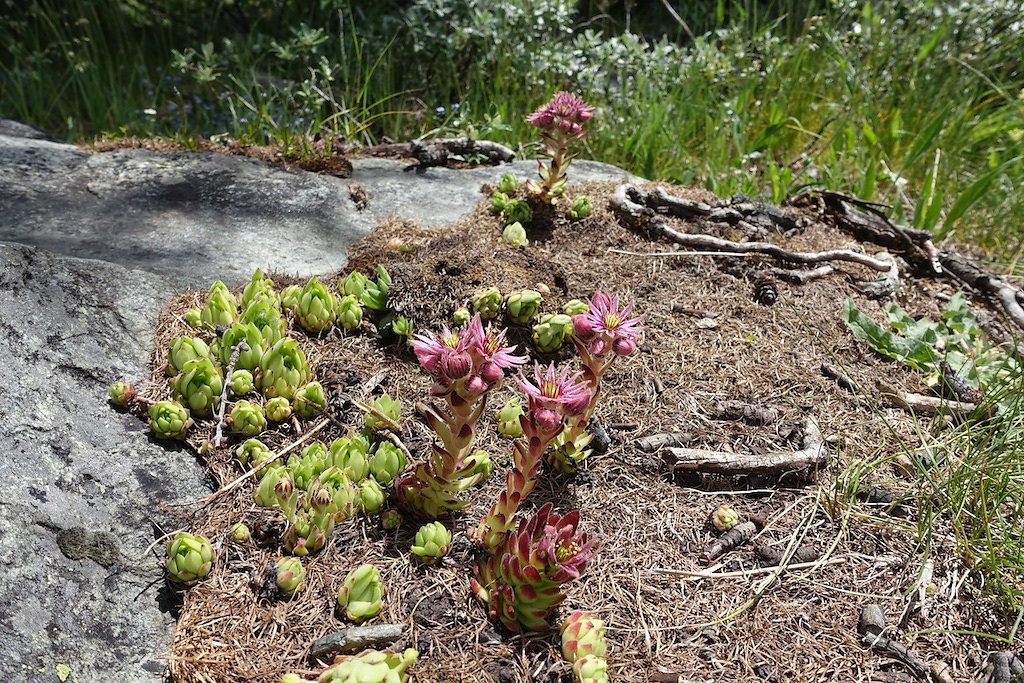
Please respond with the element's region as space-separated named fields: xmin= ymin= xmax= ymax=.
xmin=472 ymin=287 xmax=502 ymax=320
xmin=275 ymin=556 xmax=305 ymax=597
xmin=368 ymin=441 xmax=408 ymax=486
xmin=410 ymin=522 xmax=451 ymax=564
xmin=166 ymin=336 xmax=211 ymax=376
xmin=230 ymin=369 xmax=255 ymax=396
xmin=172 ymin=357 xmax=224 ymax=418
xmin=505 ymin=290 xmax=543 ymax=325
xmin=259 ymin=338 xmax=311 ymax=400
xmin=228 ymin=400 xmax=266 ymax=437
xmin=241 ymin=296 xmax=286 ymax=346
xmin=200 ymin=280 xmax=238 ymax=328
xmin=336 ymin=563 xmax=383 ymax=623
xmin=336 ymin=294 xmax=363 ymax=332
xmin=165 ymin=532 xmax=214 ymax=586
xmin=266 ymin=396 xmax=292 ymax=422
xmin=297 ymin=276 xmax=337 ymax=333
xmin=293 ymin=381 xmax=327 ymax=420
xmin=107 ymin=381 xmax=137 ymax=408
xmin=358 ymin=478 xmax=386 ymax=515
xmin=149 ymin=400 xmax=192 ymax=440
xmin=328 ymin=434 xmax=371 ymax=481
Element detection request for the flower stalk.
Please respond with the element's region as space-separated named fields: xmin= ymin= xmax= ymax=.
xmin=525 ymin=92 xmax=594 ymax=204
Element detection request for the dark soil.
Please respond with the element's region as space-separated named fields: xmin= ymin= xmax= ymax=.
xmin=139 ymin=180 xmax=1021 ymax=682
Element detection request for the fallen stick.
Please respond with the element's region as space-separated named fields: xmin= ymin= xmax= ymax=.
xmin=653 ymin=555 xmax=848 ymax=580
xmin=861 ymin=633 xmax=929 ymax=680
xmin=700 ymin=520 xmax=760 ymax=564
xmin=356 ymin=138 xmax=515 ymax=166
xmin=636 ymin=432 xmax=693 ymax=452
xmin=198 ymin=417 xmax=331 ymax=507
xmin=713 ymin=400 xmax=780 ymax=426
xmin=876 ymin=381 xmax=978 ymax=415
xmin=661 ymin=419 xmax=825 ymax=477
xmin=212 ymin=340 xmax=248 ymax=447
xmin=611 ymin=185 xmax=899 ymax=281
xmin=755 ymin=544 xmax=819 ymax=566
xmin=309 ymin=623 xmax=405 ymax=662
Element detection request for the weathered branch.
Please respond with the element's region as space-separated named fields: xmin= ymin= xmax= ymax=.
xmin=611 ymin=185 xmax=900 ymax=294
xmin=636 ymin=432 xmax=693 ymax=452
xmin=309 ymin=623 xmax=405 ymax=662
xmin=213 ymin=340 xmax=248 ymax=447
xmin=700 ymin=520 xmax=760 ymax=564
xmin=661 ymin=419 xmax=825 ymax=477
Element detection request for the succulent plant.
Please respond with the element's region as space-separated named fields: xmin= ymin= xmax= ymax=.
xmin=359 ymin=265 xmax=391 ymax=312
xmin=266 ymin=396 xmax=292 ymax=422
xmin=532 ymin=313 xmax=574 ymax=353
xmin=463 ymin=449 xmax=493 ymax=482
xmin=452 ymin=307 xmax=471 ymax=326
xmin=563 ymin=299 xmax=590 ymax=316
xmin=296 ymin=276 xmax=337 ymax=333
xmin=336 ymin=294 xmax=363 ymax=332
xmin=255 ymin=467 xmax=293 ymax=508
xmin=525 ymin=92 xmax=594 ymax=203
xmin=495 ymin=397 xmax=524 ymax=438
xmin=280 ymin=284 xmax=302 ymax=312
xmin=228 ymin=400 xmax=266 ymax=437
xmin=230 ymin=369 xmax=255 ymax=396
xmin=712 ymin=505 xmax=739 ymax=532
xmin=497 ymin=172 xmax=520 ymax=195
xmin=241 ymin=296 xmax=286 ymax=346
xmin=275 ymin=556 xmax=305 ymax=597
xmin=380 ymin=509 xmax=401 ymax=530
xmin=240 ymin=269 xmax=277 ymax=310
xmin=313 ymin=648 xmax=418 ymax=683
xmin=260 ymin=338 xmax=311 ymax=400
xmin=572 ymin=654 xmax=608 ymax=683
xmin=561 ymin=611 xmax=608 ymax=662
xmin=410 ymin=522 xmax=451 ymax=564
xmin=340 ymin=271 xmax=369 ymax=298
xmin=471 ymin=287 xmax=502 ymax=320
xmin=337 ymin=564 xmax=383 ymax=623
xmin=288 ymin=442 xmax=329 ymax=490
xmin=358 ymin=478 xmax=386 ymax=515
xmin=165 ymin=532 xmax=214 ymax=586
xmin=294 ymin=381 xmax=327 ymax=420
xmin=502 ymin=221 xmax=529 ymax=247
xmin=231 ymin=523 xmax=251 ymax=543
xmin=390 ymin=315 xmax=412 ymax=340
xmin=318 ymin=467 xmax=360 ymax=522
xmin=201 ymin=280 xmax=238 ymax=328
xmin=184 ymin=308 xmax=203 ymax=328
xmin=329 ymin=434 xmax=371 ymax=481
xmin=369 ymin=442 xmax=408 ymax=486
xmin=505 ymin=290 xmax=543 ymax=325
xmin=568 ymin=195 xmax=594 ymax=220
xmin=490 ymin=190 xmax=511 ymax=214
xmin=364 ymin=394 xmax=401 ymax=430
xmin=172 ymin=357 xmax=224 ymax=418
xmin=166 ymin=336 xmax=211 ymax=376
xmin=236 ymin=438 xmax=274 ymax=471
xmin=473 ymin=503 xmax=596 ymax=632
xmin=107 ymin=381 xmax=137 ymax=407
xmin=283 ymin=508 xmax=335 ymax=557
xmin=149 ymin=400 xmax=192 ymax=439
xmin=503 ymin=199 xmax=533 ymax=225
xmin=217 ymin=322 xmax=266 ymax=371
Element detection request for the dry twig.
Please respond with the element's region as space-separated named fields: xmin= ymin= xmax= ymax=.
xmin=213 ymin=340 xmax=248 ymax=447
xmin=662 ymin=419 xmax=825 ymax=477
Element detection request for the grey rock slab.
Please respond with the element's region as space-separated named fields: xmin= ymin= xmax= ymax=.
xmin=0 ymin=243 xmax=210 ymax=683
xmin=0 ymin=131 xmax=637 ymax=288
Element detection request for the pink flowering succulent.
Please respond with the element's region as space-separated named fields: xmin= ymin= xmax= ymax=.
xmin=396 ymin=314 xmax=526 ymax=519
xmin=549 ymin=291 xmax=643 ymax=474
xmin=472 ymin=502 xmax=596 ymax=633
xmin=525 ymin=92 xmax=594 ymax=203
xmin=474 ymin=362 xmax=591 ymax=552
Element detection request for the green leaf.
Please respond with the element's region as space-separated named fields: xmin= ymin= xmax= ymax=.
xmin=903 ymin=110 xmax=947 ymax=170
xmin=843 ymin=300 xmax=940 ymax=372
xmin=937 ymin=157 xmax=1022 ymax=239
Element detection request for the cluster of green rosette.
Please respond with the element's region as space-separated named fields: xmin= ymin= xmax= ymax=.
xmin=110 ymin=267 xmax=406 ymax=442
xmin=468 ymin=285 xmax=590 ymax=355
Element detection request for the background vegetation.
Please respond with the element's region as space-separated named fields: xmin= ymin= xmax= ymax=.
xmin=3 ymin=0 xmax=1023 ymax=254
xmin=2 ymin=0 xmax=1023 ymax=620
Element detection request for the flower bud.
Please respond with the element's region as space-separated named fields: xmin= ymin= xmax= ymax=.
xmin=464 ymin=375 xmax=487 ymax=395
xmin=589 ymin=338 xmax=607 ymax=356
xmin=612 ymin=336 xmax=637 ymax=356
xmin=572 ymin=314 xmax=597 ymax=341
xmin=480 ymin=361 xmax=504 ymax=385
xmin=533 ymin=407 xmax=563 ymax=433
xmin=441 ymin=351 xmax=472 ymax=379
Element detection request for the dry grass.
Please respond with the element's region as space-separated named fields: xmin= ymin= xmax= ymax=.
xmin=134 ymin=182 xmax=1021 ymax=683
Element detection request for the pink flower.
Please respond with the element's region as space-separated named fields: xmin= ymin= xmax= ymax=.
xmin=413 ymin=324 xmax=476 ymax=379
xmin=518 ymin=363 xmax=591 ymax=418
xmin=468 ymin=315 xmax=527 ymax=371
xmin=579 ymin=291 xmax=643 ymax=347
xmin=526 ymin=92 xmax=594 ymax=138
